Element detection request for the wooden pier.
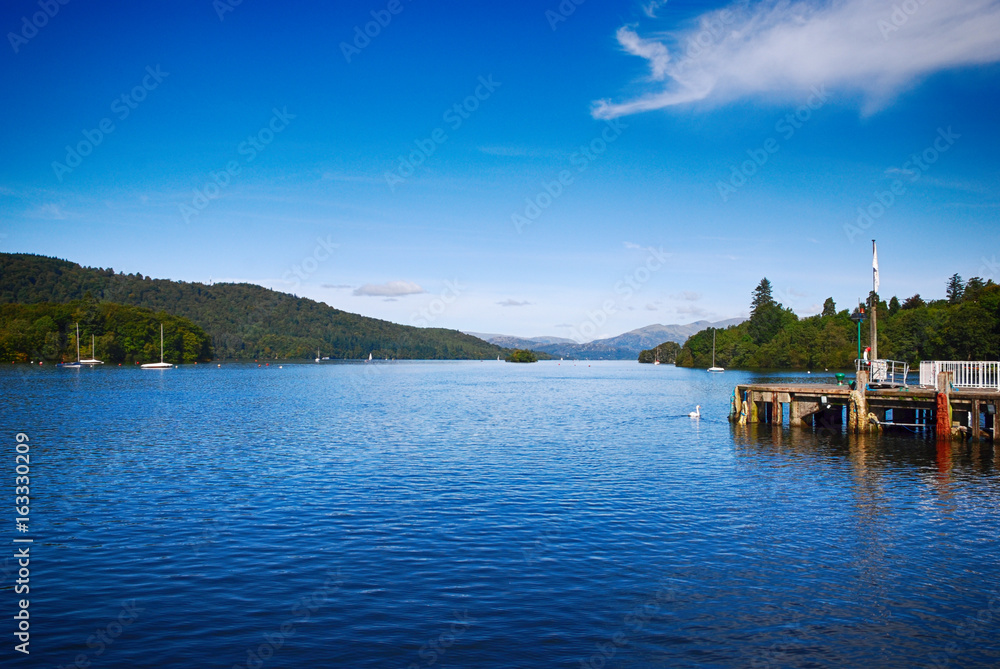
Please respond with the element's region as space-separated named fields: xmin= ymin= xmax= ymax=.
xmin=730 ymin=370 xmax=998 ymax=441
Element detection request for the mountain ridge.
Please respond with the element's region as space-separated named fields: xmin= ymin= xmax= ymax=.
xmin=466 ymin=318 xmax=745 ymax=359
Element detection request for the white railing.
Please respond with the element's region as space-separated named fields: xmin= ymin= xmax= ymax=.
xmin=856 ymin=358 xmax=910 ymax=385
xmin=919 ymin=361 xmax=1000 ymax=390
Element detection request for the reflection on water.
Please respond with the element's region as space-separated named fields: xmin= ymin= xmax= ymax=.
xmin=1 ymin=362 xmax=998 ymax=667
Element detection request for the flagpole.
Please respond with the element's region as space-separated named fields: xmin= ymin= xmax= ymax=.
xmin=871 ymin=239 xmax=878 ymax=361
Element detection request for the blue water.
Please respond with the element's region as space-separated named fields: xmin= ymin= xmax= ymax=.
xmin=2 ymin=361 xmax=998 ymax=667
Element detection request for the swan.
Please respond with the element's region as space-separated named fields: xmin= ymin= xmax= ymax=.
xmin=689 ymin=405 xmax=701 ymax=419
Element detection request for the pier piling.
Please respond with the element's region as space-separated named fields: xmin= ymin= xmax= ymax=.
xmin=731 ymin=368 xmax=996 ymax=442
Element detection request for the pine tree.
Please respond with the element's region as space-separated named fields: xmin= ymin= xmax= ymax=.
xmin=822 ymin=297 xmax=836 ymax=317
xmin=751 ymin=278 xmax=774 ymax=317
xmin=946 ymin=274 xmax=964 ymax=304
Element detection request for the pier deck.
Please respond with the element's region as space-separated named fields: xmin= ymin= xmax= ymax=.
xmin=731 ymin=371 xmax=998 ymax=441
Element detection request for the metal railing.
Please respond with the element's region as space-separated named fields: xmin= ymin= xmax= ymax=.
xmin=919 ymin=361 xmax=1000 ymax=390
xmin=856 ymin=358 xmax=910 ymax=385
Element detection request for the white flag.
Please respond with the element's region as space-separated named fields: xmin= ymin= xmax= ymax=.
xmin=872 ymin=241 xmax=879 ymax=292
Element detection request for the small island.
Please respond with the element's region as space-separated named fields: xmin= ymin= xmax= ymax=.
xmin=505 ymin=349 xmax=538 ymax=363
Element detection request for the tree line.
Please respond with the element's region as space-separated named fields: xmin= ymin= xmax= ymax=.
xmin=637 ymin=341 xmax=681 ymax=364
xmin=0 ymin=301 xmax=212 ymax=364
xmin=0 ymin=253 xmax=507 ymax=360
xmin=674 ymin=275 xmax=1000 ymax=370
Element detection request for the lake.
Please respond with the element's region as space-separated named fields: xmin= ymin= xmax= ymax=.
xmin=2 ymin=361 xmax=998 ymax=667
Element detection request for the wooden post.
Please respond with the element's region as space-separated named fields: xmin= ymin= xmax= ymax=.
xmin=971 ymin=400 xmax=981 ymax=441
xmin=772 ymin=396 xmax=782 ymax=427
xmin=789 ymin=400 xmax=820 ymax=427
xmin=935 ymin=371 xmax=953 ymax=440
xmin=850 ymin=369 xmax=869 ymax=433
xmin=748 ymin=392 xmax=760 ymax=424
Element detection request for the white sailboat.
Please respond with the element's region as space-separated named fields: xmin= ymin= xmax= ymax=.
xmin=708 ymin=329 xmax=724 ymax=372
xmin=141 ymin=324 xmax=173 ymax=369
xmin=368 ymin=352 xmax=373 ymax=362
xmin=315 ymin=348 xmax=321 ymax=363
xmin=80 ymin=334 xmax=103 ymax=365
xmin=58 ymin=323 xmax=83 ymax=368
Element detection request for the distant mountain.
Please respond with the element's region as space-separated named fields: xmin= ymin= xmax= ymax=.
xmin=468 ymin=319 xmax=745 ymax=360
xmin=465 ymin=333 xmax=577 ymax=350
xmin=0 ymin=253 xmax=506 ymax=360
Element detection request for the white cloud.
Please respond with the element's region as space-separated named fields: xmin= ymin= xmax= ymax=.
xmin=593 ymin=0 xmax=1000 ymax=118
xmin=616 ymin=26 xmax=671 ymax=80
xmin=497 ymin=299 xmax=532 ymax=307
xmin=623 ymin=241 xmax=644 ymax=249
xmin=353 ymin=280 xmax=425 ymax=297
xmin=670 ymin=291 xmax=702 ymax=301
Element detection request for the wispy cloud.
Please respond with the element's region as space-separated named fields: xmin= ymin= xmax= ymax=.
xmin=670 ymin=291 xmax=702 ymax=301
xmin=616 ymin=25 xmax=671 ymax=80
xmin=676 ymin=304 xmax=709 ymax=317
xmin=477 ymin=145 xmax=565 ymax=158
xmin=321 ymin=283 xmax=353 ymax=290
xmin=623 ymin=241 xmax=644 ymax=249
xmin=643 ymin=0 xmax=669 ymax=19
xmin=497 ymin=299 xmax=532 ymax=307
xmin=353 ymin=280 xmax=425 ymax=297
xmin=27 ymin=203 xmax=67 ymax=220
xmin=593 ymin=0 xmax=1000 ymax=118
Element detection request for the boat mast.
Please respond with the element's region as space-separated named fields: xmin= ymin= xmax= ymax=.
xmin=870 ymin=239 xmax=878 ymax=361
xmin=160 ymin=323 xmax=164 ymax=363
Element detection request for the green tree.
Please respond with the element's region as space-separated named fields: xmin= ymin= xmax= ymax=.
xmin=946 ymin=274 xmax=964 ymax=304
xmin=963 ymin=277 xmax=985 ymax=302
xmin=822 ymin=297 xmax=836 ymax=317
xmin=901 ymin=294 xmax=925 ymax=310
xmin=751 ymin=278 xmax=774 ymax=317
xmin=638 ymin=341 xmax=681 ymax=363
xmin=888 ymin=296 xmax=900 ymax=315
xmin=506 ymin=349 xmax=538 ymax=363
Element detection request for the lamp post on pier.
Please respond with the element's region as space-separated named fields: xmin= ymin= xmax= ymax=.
xmin=850 ymin=305 xmax=865 ymax=363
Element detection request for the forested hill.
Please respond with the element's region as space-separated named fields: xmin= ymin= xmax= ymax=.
xmin=0 ymin=253 xmax=505 ymax=360
xmin=675 ymin=276 xmax=1000 ymax=370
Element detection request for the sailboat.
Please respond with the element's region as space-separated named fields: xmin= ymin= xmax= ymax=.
xmin=315 ymin=349 xmax=321 ymax=363
xmin=80 ymin=334 xmax=103 ymax=365
xmin=708 ymin=329 xmax=724 ymax=372
xmin=58 ymin=323 xmax=83 ymax=368
xmin=141 ymin=324 xmax=173 ymax=369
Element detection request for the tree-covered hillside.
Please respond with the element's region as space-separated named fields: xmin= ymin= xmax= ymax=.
xmin=0 ymin=301 xmax=212 ymax=364
xmin=0 ymin=253 xmax=505 ymax=360
xmin=674 ymin=276 xmax=1000 ymax=370
xmin=637 ymin=341 xmax=681 ymax=364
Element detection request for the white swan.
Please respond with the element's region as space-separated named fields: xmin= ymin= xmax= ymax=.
xmin=689 ymin=405 xmax=701 ymax=419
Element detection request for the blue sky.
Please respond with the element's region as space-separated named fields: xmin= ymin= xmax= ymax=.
xmin=2 ymin=0 xmax=999 ymax=340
